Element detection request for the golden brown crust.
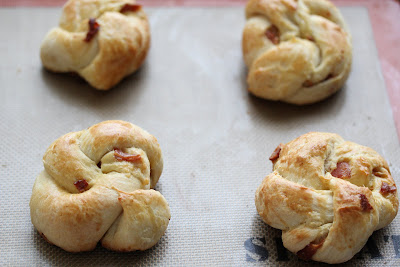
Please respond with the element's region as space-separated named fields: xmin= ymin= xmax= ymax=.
xmin=255 ymin=132 xmax=398 ymax=263
xmin=40 ymin=0 xmax=150 ymax=90
xmin=30 ymin=120 xmax=170 ymax=252
xmin=242 ymin=0 xmax=352 ymax=104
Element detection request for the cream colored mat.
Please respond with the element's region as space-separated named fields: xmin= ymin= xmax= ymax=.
xmin=0 ymin=6 xmax=399 ymax=266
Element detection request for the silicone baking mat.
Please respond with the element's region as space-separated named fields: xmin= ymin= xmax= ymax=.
xmin=0 ymin=6 xmax=399 ymax=266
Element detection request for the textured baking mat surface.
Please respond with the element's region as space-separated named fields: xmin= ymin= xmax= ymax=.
xmin=1 ymin=6 xmax=399 ymax=266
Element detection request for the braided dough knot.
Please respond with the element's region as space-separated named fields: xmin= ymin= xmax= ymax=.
xmin=30 ymin=121 xmax=170 ymax=252
xmin=255 ymin=132 xmax=398 ymax=263
xmin=40 ymin=0 xmax=150 ymax=90
xmin=242 ymin=0 xmax=352 ymax=104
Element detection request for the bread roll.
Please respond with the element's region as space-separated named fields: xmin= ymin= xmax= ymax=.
xmin=41 ymin=0 xmax=150 ymax=90
xmin=243 ymin=0 xmax=352 ymax=104
xmin=30 ymin=120 xmax=170 ymax=252
xmin=255 ymin=132 xmax=398 ymax=263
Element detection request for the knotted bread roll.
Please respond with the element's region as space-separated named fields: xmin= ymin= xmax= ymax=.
xmin=40 ymin=0 xmax=150 ymax=90
xmin=30 ymin=120 xmax=170 ymax=252
xmin=242 ymin=0 xmax=352 ymax=104
xmin=255 ymin=132 xmax=398 ymax=263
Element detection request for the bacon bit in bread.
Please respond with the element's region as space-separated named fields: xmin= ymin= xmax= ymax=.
xmin=269 ymin=143 xmax=284 ymax=162
xmin=360 ymin=194 xmax=373 ymax=211
xmin=74 ymin=179 xmax=89 ymax=192
xmin=380 ymin=182 xmax=397 ymax=195
xmin=114 ymin=148 xmax=141 ymax=163
xmin=305 ymin=35 xmax=315 ymax=42
xmin=265 ymin=25 xmax=280 ymax=45
xmin=297 ymin=239 xmax=325 ymax=261
xmin=331 ymin=162 xmax=351 ymax=178
xmin=84 ymin=18 xmax=100 ymax=42
xmin=120 ymin=3 xmax=142 ymax=13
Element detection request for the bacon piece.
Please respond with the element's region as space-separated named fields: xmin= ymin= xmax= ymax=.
xmin=269 ymin=143 xmax=284 ymax=162
xmin=120 ymin=3 xmax=142 ymax=13
xmin=265 ymin=25 xmax=280 ymax=45
xmin=297 ymin=239 xmax=325 ymax=261
xmin=74 ymin=179 xmax=88 ymax=193
xmin=380 ymin=182 xmax=397 ymax=195
xmin=84 ymin=18 xmax=100 ymax=42
xmin=306 ymin=35 xmax=315 ymax=42
xmin=331 ymin=162 xmax=351 ymax=179
xmin=359 ymin=194 xmax=373 ymax=211
xmin=114 ymin=148 xmax=141 ymax=163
